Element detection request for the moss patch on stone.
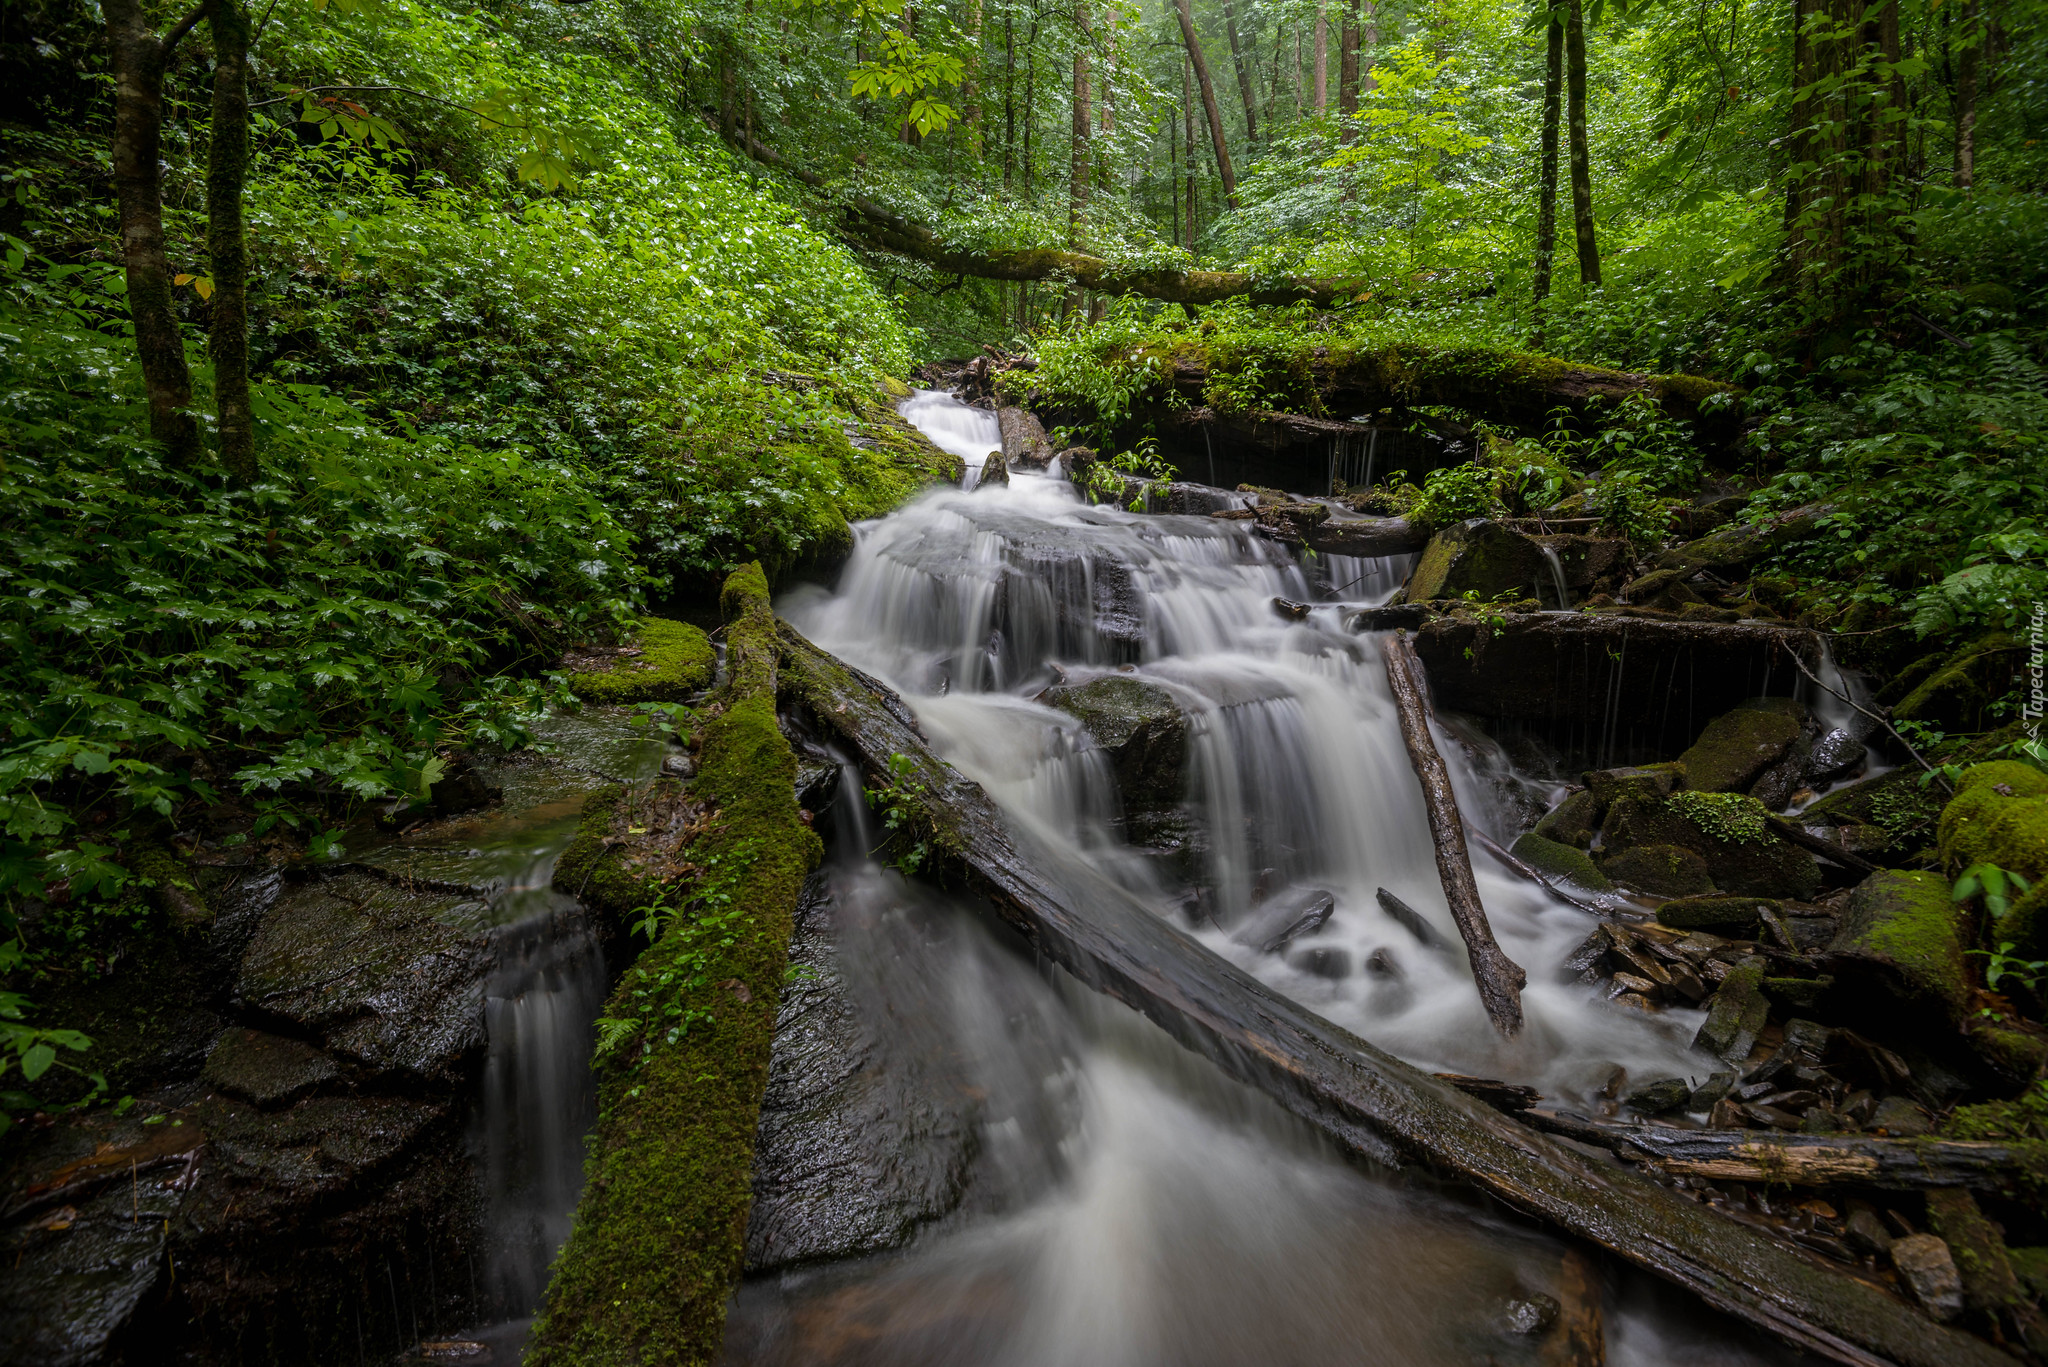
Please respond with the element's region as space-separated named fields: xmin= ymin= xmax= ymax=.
xmin=1677 ymin=701 xmax=1806 ymax=794
xmin=1601 ymin=843 xmax=1717 ymax=897
xmin=568 ymin=617 xmax=716 ymax=705
xmin=528 ymin=563 xmax=822 ymax=1367
xmin=1400 ymin=520 xmax=1550 ymax=602
xmin=1828 ymin=870 xmax=1969 ymax=1024
xmin=1602 ymin=792 xmax=1819 ymax=899
xmin=1510 ymin=832 xmax=1614 ymax=892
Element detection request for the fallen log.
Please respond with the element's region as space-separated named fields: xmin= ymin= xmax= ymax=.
xmin=1382 ymin=632 xmax=1527 ymax=1036
xmin=776 ymin=620 xmax=2009 ymax=1367
xmin=1376 ymin=886 xmax=1449 ymax=951
xmin=1243 ymin=503 xmax=1433 ymax=558
xmin=1465 ymin=824 xmax=1617 ymax=918
xmin=1769 ymin=815 xmax=1884 ymax=877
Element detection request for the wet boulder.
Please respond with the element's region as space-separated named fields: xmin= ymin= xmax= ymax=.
xmin=1678 ymin=698 xmax=1809 ymax=795
xmin=1807 ymin=728 xmax=1868 ymax=785
xmin=234 ymin=870 xmax=491 ymax=1083
xmin=978 ymin=450 xmax=1009 ymax=486
xmin=1510 ymin=832 xmax=1614 ymax=893
xmin=1889 ymin=631 xmax=2026 ymax=733
xmin=1656 ymin=895 xmax=1778 ymax=937
xmin=997 ymin=406 xmax=1054 ymax=468
xmin=1601 ymin=843 xmax=1717 ymax=897
xmin=1826 ymin=870 xmax=1969 ymax=1036
xmin=1401 ymin=520 xmax=1555 ymax=604
xmin=1535 ymin=533 xmax=1631 ymax=596
xmin=1600 ymin=791 xmax=1820 ymax=900
xmin=1582 ymin=765 xmax=1682 ymax=806
xmin=202 ymin=1026 xmax=339 ymax=1109
xmin=1042 ymin=674 xmax=1189 ymax=812
xmin=1533 ymin=788 xmax=1604 ymax=846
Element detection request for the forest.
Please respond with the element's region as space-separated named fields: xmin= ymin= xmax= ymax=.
xmin=1 ymin=0 xmax=2046 ymax=1363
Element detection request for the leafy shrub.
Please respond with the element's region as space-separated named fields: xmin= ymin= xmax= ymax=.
xmin=1408 ymin=463 xmax=1502 ymax=528
xmin=1586 ymin=469 xmax=1675 ymax=543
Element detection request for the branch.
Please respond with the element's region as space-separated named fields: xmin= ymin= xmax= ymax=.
xmin=162 ymin=1 xmax=208 ymax=56
xmin=1779 ymin=641 xmax=1952 ymax=794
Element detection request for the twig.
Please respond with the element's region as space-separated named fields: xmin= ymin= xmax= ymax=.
xmin=1780 ymin=641 xmax=1952 ymax=795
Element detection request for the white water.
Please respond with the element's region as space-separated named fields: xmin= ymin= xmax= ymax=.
xmin=745 ymin=391 xmax=1788 ymax=1366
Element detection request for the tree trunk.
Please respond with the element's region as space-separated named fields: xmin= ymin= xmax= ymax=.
xmin=1222 ymin=0 xmax=1259 ymax=150
xmin=1312 ymin=3 xmax=1327 ymax=113
xmin=1003 ymin=13 xmax=1016 ymax=185
xmin=1069 ymin=4 xmax=1091 ymax=249
xmin=206 ymin=0 xmax=255 ymax=485
xmin=1565 ymin=0 xmax=1600 ymax=286
xmin=962 ymin=0 xmax=984 ymax=154
xmin=104 ymin=0 xmax=200 ymax=464
xmin=1778 ymin=0 xmax=1815 ymax=287
xmin=1382 ymin=634 xmax=1526 ymax=1036
xmin=775 ymin=623 xmax=2013 ymax=1367
xmin=1173 ymin=0 xmax=1237 ymax=207
xmin=1532 ymin=5 xmax=1563 ymax=348
xmin=1955 ymin=0 xmax=1979 ymax=188
xmin=1184 ymin=54 xmax=1199 ymax=246
xmin=1337 ymin=1 xmax=1359 ymax=142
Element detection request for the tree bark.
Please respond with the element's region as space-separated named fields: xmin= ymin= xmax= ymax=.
xmin=1533 ymin=5 xmax=1564 ymax=347
xmin=104 ymin=0 xmax=202 ymax=464
xmin=1382 ymin=633 xmax=1526 ymax=1036
xmin=1312 ymin=3 xmax=1327 ymax=113
xmin=1778 ymin=0 xmax=1816 ymax=287
xmin=1173 ymin=0 xmax=1238 ymax=207
xmin=1222 ymin=0 xmax=1258 ymax=150
xmin=1337 ymin=0 xmax=1359 ymax=143
xmin=1184 ymin=54 xmax=1199 ymax=246
xmin=1953 ymin=0 xmax=1978 ymax=188
xmin=775 ymin=622 xmax=2012 ymax=1367
xmin=207 ymin=0 xmax=255 ymax=485
xmin=962 ymin=0 xmax=984 ymax=154
xmin=1565 ymin=0 xmax=1600 ymax=286
xmin=1070 ymin=4 xmax=1091 ymax=249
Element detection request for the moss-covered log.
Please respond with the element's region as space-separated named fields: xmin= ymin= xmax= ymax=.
xmin=527 ymin=563 xmax=822 ymax=1367
xmin=776 ymin=619 xmax=2010 ymax=1367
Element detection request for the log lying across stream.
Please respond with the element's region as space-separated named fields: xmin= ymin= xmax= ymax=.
xmin=1383 ymin=633 xmax=1527 ymax=1036
xmin=775 ymin=619 xmax=2010 ymax=1367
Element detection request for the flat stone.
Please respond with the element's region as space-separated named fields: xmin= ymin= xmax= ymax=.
xmin=1866 ymin=1095 xmax=1933 ymax=1138
xmin=1890 ymin=1233 xmax=1965 ymax=1322
xmin=1624 ymin=1077 xmax=1691 ymax=1114
xmin=202 ymin=1027 xmax=338 ymax=1109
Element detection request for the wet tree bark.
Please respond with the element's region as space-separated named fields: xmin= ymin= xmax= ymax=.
xmin=207 ymin=0 xmax=256 ymax=485
xmin=1532 ymin=6 xmax=1564 ymax=347
xmin=104 ymin=0 xmax=204 ymax=463
xmin=1954 ymin=0 xmax=1979 ymax=189
xmin=1382 ymin=633 xmax=1526 ymax=1036
xmin=1173 ymin=0 xmax=1238 ymax=206
xmin=775 ymin=622 xmax=2010 ymax=1367
xmin=1565 ymin=0 xmax=1600 ymax=286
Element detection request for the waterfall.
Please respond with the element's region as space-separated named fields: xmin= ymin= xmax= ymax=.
xmin=1537 ymin=543 xmax=1572 ymax=610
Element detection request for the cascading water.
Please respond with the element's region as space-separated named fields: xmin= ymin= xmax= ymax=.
xmin=747 ymin=391 xmax=1792 ymax=1364
xmin=900 ymin=388 xmax=1004 ymax=491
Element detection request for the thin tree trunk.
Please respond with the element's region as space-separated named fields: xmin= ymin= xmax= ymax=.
xmin=1312 ymin=4 xmax=1327 ymax=113
xmin=1222 ymin=0 xmax=1258 ymax=150
xmin=1778 ymin=0 xmax=1815 ymax=288
xmin=1023 ymin=31 xmax=1037 ymax=189
xmin=1954 ymin=0 xmax=1979 ymax=187
xmin=963 ymin=0 xmax=984 ymax=154
xmin=1184 ymin=54 xmax=1198 ymax=246
xmin=1070 ymin=4 xmax=1091 ymax=249
xmin=1174 ymin=0 xmax=1238 ymax=206
xmin=1565 ymin=0 xmax=1600 ymax=286
xmin=104 ymin=0 xmax=202 ymax=463
xmin=1338 ymin=0 xmax=1359 ymax=142
xmin=1003 ymin=13 xmax=1016 ymax=186
xmin=1532 ymin=4 xmax=1563 ymax=349
xmin=206 ymin=0 xmax=254 ymax=485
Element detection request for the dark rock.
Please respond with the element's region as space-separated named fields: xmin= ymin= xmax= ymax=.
xmin=1534 ymin=788 xmax=1604 ymax=847
xmin=1601 ymin=793 xmax=1820 ymax=899
xmin=978 ymin=450 xmax=1009 ymax=486
xmin=1582 ymin=765 xmax=1682 ymax=807
xmin=1365 ymin=946 xmax=1404 ymax=977
xmin=1679 ymin=698 xmax=1808 ymax=794
xmin=1242 ymin=887 xmax=1337 ymax=954
xmin=234 ymin=871 xmax=490 ymax=1082
xmin=1844 ymin=1203 xmax=1895 ymax=1258
xmin=1625 ymin=1077 xmax=1692 ymax=1114
xmin=1891 ymin=631 xmax=2025 ymax=733
xmin=1601 ymin=843 xmax=1718 ymax=897
xmin=1826 ymin=870 xmax=1969 ymax=1035
xmin=1695 ymin=957 xmax=1770 ymax=1061
xmin=1043 ymin=675 xmax=1188 ymax=811
xmin=429 ymin=749 xmax=504 ymax=816
xmin=1763 ymin=976 xmax=1833 ymax=1010
xmin=1688 ymin=1070 xmax=1737 ymax=1112
xmin=1866 ymin=1095 xmax=1934 ymax=1138
xmin=1890 ymin=1234 xmax=1965 ymax=1322
xmin=1510 ymin=832 xmax=1615 ymax=892
xmin=1289 ymin=946 xmax=1354 ymax=979
xmin=201 ymin=1027 xmax=338 ymax=1109
xmin=1807 ymin=728 xmax=1868 ymax=784
xmin=996 ymin=406 xmax=1053 ymax=467
xmin=1925 ymin=1188 xmax=2025 ymax=1316
xmin=1656 ymin=895 xmax=1776 ymax=935
xmin=1401 ymin=520 xmax=1557 ymax=604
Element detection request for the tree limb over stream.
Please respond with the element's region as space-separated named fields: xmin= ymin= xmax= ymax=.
xmin=775 ymin=620 xmax=2008 ymax=1367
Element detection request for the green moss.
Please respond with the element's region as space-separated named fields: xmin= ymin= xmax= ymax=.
xmin=1832 ymin=870 xmax=1969 ymax=1021
xmin=552 ymin=785 xmax=671 ymax=922
xmin=1668 ymin=790 xmax=1771 ymax=844
xmin=1939 ymin=762 xmax=2048 ymax=957
xmin=529 ymin=564 xmax=822 ymax=1367
xmin=569 ymin=617 xmax=716 ymax=705
xmin=1510 ymin=832 xmax=1615 ymax=892
xmin=1892 ymin=632 xmax=2023 ymax=732
xmin=1676 ymin=704 xmax=1805 ymax=794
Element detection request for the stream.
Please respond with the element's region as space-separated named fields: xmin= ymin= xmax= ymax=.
xmin=717 ymin=392 xmax=1804 ymax=1364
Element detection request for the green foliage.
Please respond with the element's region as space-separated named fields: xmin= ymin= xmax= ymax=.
xmin=1956 ymin=862 xmax=2035 ymax=924
xmin=1408 ymin=463 xmax=1503 ymax=529
xmin=1586 ymin=468 xmax=1675 ymax=543
xmin=1014 ymin=299 xmax=1178 ymax=446
xmin=1669 ymin=790 xmax=1770 ymax=845
xmin=1085 ymin=437 xmax=1178 ymax=509
xmin=867 ymin=751 xmax=934 ymax=876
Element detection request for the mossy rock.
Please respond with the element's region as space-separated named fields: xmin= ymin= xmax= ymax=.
xmin=1891 ymin=632 xmax=2024 ymax=733
xmin=1533 ymin=789 xmax=1604 ymax=847
xmin=1510 ymin=832 xmax=1615 ymax=893
xmin=1043 ymin=675 xmax=1189 ymax=812
xmin=1939 ymin=762 xmax=2048 ymax=958
xmin=1601 ymin=843 xmax=1717 ymax=897
xmin=1582 ymin=765 xmax=1683 ymax=806
xmin=1826 ymin=869 xmax=1968 ymax=1029
xmin=1656 ymin=895 xmax=1779 ymax=935
xmin=1602 ymin=792 xmax=1820 ymax=899
xmin=1695 ymin=956 xmax=1770 ymax=1060
xmin=1678 ymin=699 xmax=1808 ymax=795
xmin=568 ymin=617 xmax=715 ymax=705
xmin=1401 ymin=520 xmax=1553 ymax=604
